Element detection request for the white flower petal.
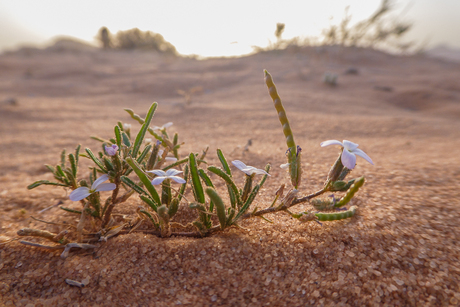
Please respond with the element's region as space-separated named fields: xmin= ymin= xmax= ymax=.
xmin=162 ymin=122 xmax=173 ymax=129
xmin=151 ymin=177 xmax=166 ymax=185
xmin=353 ymin=148 xmax=374 ymax=165
xmin=343 ymin=140 xmax=359 ymax=151
xmin=69 ymin=187 xmax=91 ymax=201
xmin=233 ymin=161 xmax=268 ymax=176
xmin=241 ymin=166 xmax=257 ymax=175
xmin=231 ymin=160 xmax=247 ymax=171
xmin=280 ymin=163 xmax=290 ymax=170
xmin=92 ymin=174 xmax=109 ymax=190
xmin=169 ymin=176 xmax=186 ymax=184
xmin=95 ymin=183 xmax=117 ymax=192
xmin=241 ymin=166 xmax=270 ymax=176
xmin=165 ymin=157 xmax=178 ymax=162
xmin=147 ymin=170 xmax=167 ymax=177
xmin=250 ymin=168 xmax=271 ymax=176
xmin=166 ymin=169 xmax=183 ymax=176
xmin=341 ymin=149 xmax=357 ymax=169
xmin=320 ymin=140 xmax=343 ymax=147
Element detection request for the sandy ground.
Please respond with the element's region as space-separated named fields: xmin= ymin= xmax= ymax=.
xmin=1 ymin=43 xmax=460 ymax=306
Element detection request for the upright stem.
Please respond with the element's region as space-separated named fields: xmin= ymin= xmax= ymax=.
xmin=101 ymin=176 xmax=120 ymax=228
xmin=241 ymin=174 xmax=254 ymax=203
xmin=264 ymin=70 xmax=301 ymax=188
xmin=77 ymin=202 xmax=90 ymax=242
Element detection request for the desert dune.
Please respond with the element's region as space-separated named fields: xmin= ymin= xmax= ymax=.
xmin=0 ymin=42 xmax=460 ymax=306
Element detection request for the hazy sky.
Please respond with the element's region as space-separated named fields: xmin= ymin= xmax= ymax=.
xmin=1 ymin=0 xmax=459 ymax=57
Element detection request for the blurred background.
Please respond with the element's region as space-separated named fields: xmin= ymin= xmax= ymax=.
xmin=1 ymin=0 xmax=459 ymax=57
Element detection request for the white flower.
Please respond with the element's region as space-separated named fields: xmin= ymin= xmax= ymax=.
xmin=147 ymin=169 xmax=186 ymax=185
xmin=152 ymin=122 xmax=173 ymax=131
xmin=320 ymin=140 xmax=374 ymax=170
xmin=123 ymin=123 xmax=131 ymax=130
xmin=105 ymin=144 xmax=118 ymax=156
xmin=280 ymin=163 xmax=290 ymax=170
xmin=158 ymin=149 xmax=177 ymax=162
xmin=232 ymin=160 xmax=270 ymax=176
xmin=69 ymin=174 xmax=116 ymax=201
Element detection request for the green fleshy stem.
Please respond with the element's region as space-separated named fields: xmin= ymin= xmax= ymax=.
xmin=334 ymin=177 xmax=365 ymax=208
xmin=315 ymin=206 xmax=357 ymax=221
xmin=161 ymin=179 xmax=172 ymax=205
xmin=327 ymin=153 xmax=344 ymax=183
xmin=264 ymin=70 xmax=301 ymax=188
xmin=241 ymin=174 xmax=254 ymax=203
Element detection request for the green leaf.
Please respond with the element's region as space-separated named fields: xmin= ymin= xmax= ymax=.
xmin=45 ymin=164 xmax=55 ymax=175
xmin=85 ymin=148 xmax=107 ymax=173
xmin=124 ymin=108 xmax=144 ymax=125
xmin=199 ymin=169 xmax=215 ymax=212
xmin=114 ymin=125 xmax=122 ymax=149
xmin=132 ymin=102 xmax=158 ymax=158
xmin=258 ymin=164 xmax=271 ymax=188
xmin=140 ymin=195 xmax=158 ymax=212
xmin=126 ymin=157 xmax=161 ymax=205
xmin=216 ymin=149 xmax=236 ymax=207
xmin=55 ymin=165 xmax=65 ymax=178
xmin=90 ymin=136 xmax=108 ymax=143
xmin=117 ymin=121 xmax=124 ymax=130
xmin=168 ymin=198 xmax=179 ymax=218
xmin=125 ymin=108 xmax=165 ymax=144
xmin=173 ymin=133 xmax=179 ymax=159
xmin=205 ymin=188 xmax=227 ymax=230
xmin=162 ymin=157 xmax=189 ymax=171
xmin=177 ymin=164 xmax=189 ymax=202
xmin=139 ymin=209 xmax=158 ymax=228
xmin=64 ymin=169 xmax=77 ymax=189
xmin=121 ymin=176 xmax=147 ymax=195
xmin=55 ymin=165 xmax=69 ymax=185
xmin=74 ymin=145 xmax=81 ymax=165
xmin=103 ymin=157 xmax=114 ymax=172
xmin=217 ymin=149 xmax=231 ymax=175
xmin=189 ymin=153 xmax=205 ymax=204
xmin=90 ymin=167 xmax=97 ymax=185
xmin=137 ymin=144 xmax=152 ymax=164
xmin=198 ymin=169 xmax=214 ymax=187
xmin=121 ymin=132 xmax=131 ymax=147
xmin=59 ymin=206 xmax=82 ymax=215
xmin=207 ymin=166 xmax=242 ymax=209
xmin=198 ymin=147 xmax=209 ymax=166
xmin=60 ymin=149 xmax=66 ymax=168
xmin=27 ymin=180 xmax=68 ymax=190
xmin=235 ymin=184 xmax=260 ymax=221
xmin=226 ymin=208 xmax=235 ymax=226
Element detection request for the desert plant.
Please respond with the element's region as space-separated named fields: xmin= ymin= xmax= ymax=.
xmin=20 ymin=71 xmax=373 ymax=258
xmin=113 ymin=28 xmax=178 ymax=55
xmin=254 ymin=0 xmax=414 ymax=54
xmin=322 ymin=0 xmax=413 ymax=50
xmin=97 ymin=27 xmax=112 ymax=49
